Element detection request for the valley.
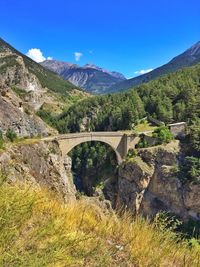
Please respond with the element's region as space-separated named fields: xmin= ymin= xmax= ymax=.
xmin=0 ymin=36 xmax=200 ymax=266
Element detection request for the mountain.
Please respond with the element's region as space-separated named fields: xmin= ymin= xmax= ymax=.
xmin=83 ymin=63 xmax=126 ymax=80
xmin=53 ymin=61 xmax=200 ymax=133
xmin=41 ymin=60 xmax=126 ymax=94
xmin=108 ymin=41 xmax=200 ymax=92
xmin=0 ymin=38 xmax=86 ymax=137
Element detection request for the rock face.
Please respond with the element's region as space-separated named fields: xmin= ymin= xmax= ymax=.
xmin=117 ymin=141 xmax=200 ymax=221
xmin=0 ymin=88 xmax=55 ymax=137
xmin=41 ymin=60 xmax=126 ymax=94
xmin=0 ymin=140 xmax=76 ymax=201
xmin=0 ymin=38 xmax=85 ymax=136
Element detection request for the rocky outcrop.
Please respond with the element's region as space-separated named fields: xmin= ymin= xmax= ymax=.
xmin=0 ymin=140 xmax=76 ymax=201
xmin=117 ymin=141 xmax=200 ymax=221
xmin=0 ymin=87 xmax=56 ymax=137
xmin=0 ymin=51 xmax=49 ymax=111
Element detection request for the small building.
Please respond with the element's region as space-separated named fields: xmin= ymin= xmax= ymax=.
xmin=168 ymin=122 xmax=187 ymax=138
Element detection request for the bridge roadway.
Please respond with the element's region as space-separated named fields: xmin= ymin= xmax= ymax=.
xmin=43 ymin=131 xmax=140 ymax=164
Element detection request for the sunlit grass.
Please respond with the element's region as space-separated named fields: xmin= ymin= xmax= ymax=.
xmin=134 ymin=120 xmax=158 ymax=133
xmin=0 ymin=179 xmax=199 ymax=266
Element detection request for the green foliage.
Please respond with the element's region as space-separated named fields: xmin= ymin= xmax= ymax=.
xmin=154 ymin=212 xmax=182 ymax=232
xmin=36 ymin=110 xmax=59 ymax=129
xmin=46 ymin=63 xmax=200 ymax=135
xmin=137 ymin=134 xmax=150 ymax=148
xmin=126 ymin=148 xmax=137 ymax=159
xmin=179 ymin=218 xmax=200 ymax=240
xmin=188 ymin=118 xmax=200 ymax=156
xmin=135 ymin=63 xmax=200 ymax=123
xmin=56 ymin=90 xmax=145 ymax=133
xmin=0 ymin=130 xmax=4 ymax=149
xmin=152 ymin=126 xmax=173 ymax=144
xmin=70 ymin=141 xmax=117 ymax=195
xmin=181 ymin=156 xmax=200 ymax=183
xmin=6 ymin=129 xmax=17 ymax=142
xmin=12 ymin=86 xmax=30 ymax=99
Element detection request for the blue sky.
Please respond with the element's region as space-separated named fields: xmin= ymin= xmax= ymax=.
xmin=1 ymin=0 xmax=200 ymax=78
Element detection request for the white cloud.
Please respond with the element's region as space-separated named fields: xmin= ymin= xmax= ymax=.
xmin=26 ymin=48 xmax=46 ymax=62
xmin=26 ymin=48 xmax=52 ymax=63
xmin=134 ymin=68 xmax=153 ymax=75
xmin=74 ymin=52 xmax=83 ymax=62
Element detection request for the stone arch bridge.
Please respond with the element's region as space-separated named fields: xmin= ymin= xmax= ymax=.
xmin=46 ymin=132 xmax=140 ymax=164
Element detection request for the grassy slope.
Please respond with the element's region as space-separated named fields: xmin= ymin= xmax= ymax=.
xmin=0 ymin=179 xmax=199 ymax=267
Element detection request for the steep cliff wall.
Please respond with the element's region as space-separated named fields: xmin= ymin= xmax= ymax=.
xmin=117 ymin=141 xmax=200 ymax=221
xmin=0 ymin=87 xmax=56 ymax=137
xmin=0 ymin=140 xmax=76 ymax=201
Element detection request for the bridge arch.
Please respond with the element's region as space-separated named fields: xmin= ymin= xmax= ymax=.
xmin=51 ymin=132 xmax=139 ymax=165
xmin=57 ymin=135 xmax=124 ymax=164
xmin=66 ymin=139 xmax=122 ymax=164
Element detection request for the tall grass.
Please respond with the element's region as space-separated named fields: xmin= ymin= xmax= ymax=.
xmin=0 ymin=179 xmax=199 ymax=266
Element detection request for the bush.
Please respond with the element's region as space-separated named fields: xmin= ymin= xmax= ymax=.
xmin=126 ymin=148 xmax=137 ymax=159
xmin=152 ymin=126 xmax=173 ymax=144
xmin=0 ymin=130 xmax=4 ymax=149
xmin=136 ymin=134 xmax=150 ymax=148
xmin=6 ymin=129 xmax=17 ymax=142
xmin=181 ymin=156 xmax=200 ymax=183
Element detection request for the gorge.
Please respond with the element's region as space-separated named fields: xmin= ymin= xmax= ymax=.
xmin=0 ymin=36 xmax=200 ymax=266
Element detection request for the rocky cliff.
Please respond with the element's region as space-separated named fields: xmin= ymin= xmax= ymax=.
xmin=117 ymin=141 xmax=200 ymax=221
xmin=0 ymin=38 xmax=87 ymax=137
xmin=1 ymin=138 xmax=200 ymax=222
xmin=0 ymin=86 xmax=55 ymax=137
xmin=0 ymin=140 xmax=76 ymax=201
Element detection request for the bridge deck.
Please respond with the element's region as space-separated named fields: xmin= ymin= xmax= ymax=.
xmin=43 ymin=131 xmax=136 ymax=141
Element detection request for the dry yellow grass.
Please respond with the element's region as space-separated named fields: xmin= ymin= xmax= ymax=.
xmin=0 ymin=180 xmax=199 ymax=266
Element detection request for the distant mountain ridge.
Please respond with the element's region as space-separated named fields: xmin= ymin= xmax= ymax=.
xmin=108 ymin=41 xmax=200 ymax=92
xmin=41 ymin=60 xmax=126 ymax=94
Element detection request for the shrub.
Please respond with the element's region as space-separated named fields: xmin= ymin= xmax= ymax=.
xmin=126 ymin=148 xmax=137 ymax=159
xmin=0 ymin=130 xmax=4 ymax=149
xmin=152 ymin=126 xmax=173 ymax=144
xmin=136 ymin=134 xmax=149 ymax=148
xmin=181 ymin=156 xmax=200 ymax=183
xmin=6 ymin=129 xmax=17 ymax=142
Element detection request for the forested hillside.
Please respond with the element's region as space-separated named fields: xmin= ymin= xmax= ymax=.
xmin=135 ymin=63 xmax=200 ymax=123
xmin=38 ymin=62 xmax=200 ymax=133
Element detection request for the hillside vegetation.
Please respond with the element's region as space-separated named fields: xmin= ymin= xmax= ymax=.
xmin=37 ymin=63 xmax=200 ymax=187
xmin=135 ymin=63 xmax=200 ymax=123
xmin=38 ymin=90 xmax=145 ymax=133
xmin=0 ymin=177 xmax=199 ymax=267
xmin=38 ymin=62 xmax=200 ymax=133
